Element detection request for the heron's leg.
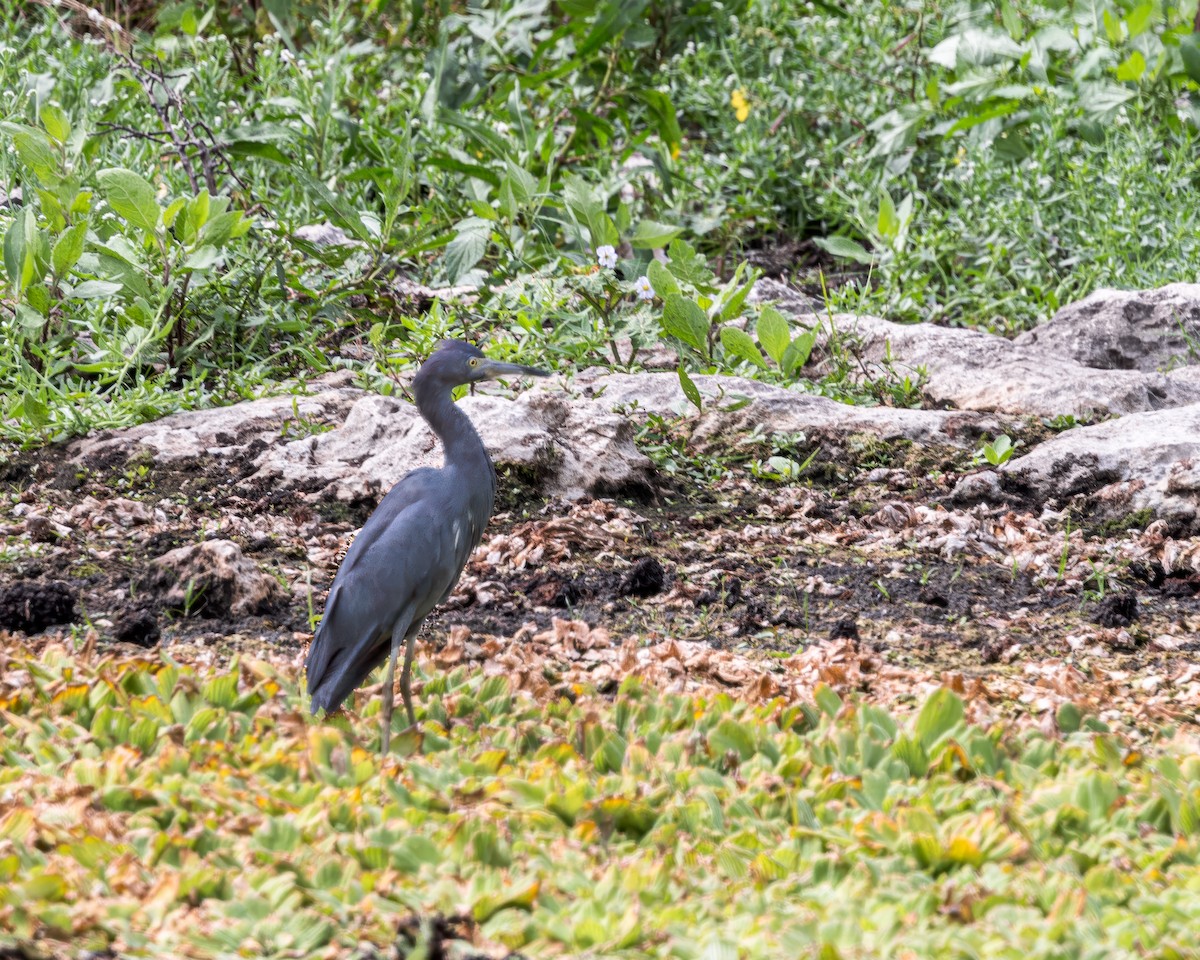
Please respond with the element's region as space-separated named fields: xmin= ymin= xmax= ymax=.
xmin=380 ymin=620 xmax=408 ymax=754
xmin=398 ymin=625 xmax=419 ymax=727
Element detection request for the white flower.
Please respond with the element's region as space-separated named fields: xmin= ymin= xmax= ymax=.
xmin=633 ymin=276 xmax=654 ymax=300
xmin=596 ymin=244 xmax=617 ymax=269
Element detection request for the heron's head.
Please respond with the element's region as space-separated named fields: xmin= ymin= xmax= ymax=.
xmin=421 ymin=340 xmax=550 ymax=389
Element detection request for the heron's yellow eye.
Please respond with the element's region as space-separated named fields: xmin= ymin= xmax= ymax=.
xmin=469 ymin=358 xmax=479 ymax=367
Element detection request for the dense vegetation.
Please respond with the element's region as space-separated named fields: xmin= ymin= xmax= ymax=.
xmin=3 ymin=0 xmax=1200 ymax=443
xmin=4 ymin=641 xmax=1200 ymax=958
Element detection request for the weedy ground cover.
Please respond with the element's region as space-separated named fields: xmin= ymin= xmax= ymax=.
xmin=2 ymin=0 xmax=1199 ymax=445
xmin=2 ymin=640 xmax=1199 ymax=958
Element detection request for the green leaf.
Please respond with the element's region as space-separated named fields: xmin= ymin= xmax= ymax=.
xmin=631 ymin=219 xmax=683 ymax=250
xmin=756 ymin=306 xmax=790 ymax=364
xmin=25 ymin=283 xmax=50 ymax=316
xmin=720 ymin=326 xmax=766 ymax=369
xmin=813 ymin=235 xmax=874 ymax=263
xmin=21 ymin=393 xmax=50 ymax=429
xmin=662 ymin=294 xmax=709 ymax=354
xmin=69 ymin=279 xmax=123 ymax=299
xmin=184 ymin=245 xmax=221 ymax=271
xmin=677 ymin=365 xmax=702 ymax=410
xmin=97 ymin=168 xmax=161 ymax=233
xmin=577 ymin=0 xmax=645 ymax=58
xmin=1181 ymin=36 xmax=1200 ymax=85
xmin=665 ymin=238 xmax=714 ymax=287
xmin=1057 ymin=701 xmax=1082 ymax=734
xmin=503 ymin=158 xmax=536 ymax=204
xmin=0 ymin=122 xmax=58 ymax=181
xmin=782 ymin=329 xmax=816 ymax=375
xmin=51 ymin=221 xmax=87 ymax=277
xmin=445 ymin=217 xmax=491 ymax=284
xmin=876 ymin=187 xmax=899 ymax=240
xmin=1115 ymin=50 xmax=1145 ymax=83
xmin=647 ymin=259 xmax=679 ymax=297
xmin=39 ymin=104 xmax=71 ymax=144
xmin=914 ymin=688 xmax=964 ymax=750
xmin=814 ymin=683 xmax=842 ymax=718
xmin=3 ymin=207 xmax=38 ymax=294
xmin=641 ymin=88 xmax=682 ymax=157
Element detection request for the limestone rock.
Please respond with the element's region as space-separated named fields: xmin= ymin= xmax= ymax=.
xmin=954 ymin=404 xmax=1200 ymax=534
xmin=1014 ymin=283 xmax=1200 ymax=372
xmin=67 ymin=374 xmax=361 ymax=468
xmin=252 ymin=386 xmax=655 ymax=502
xmin=140 ymin=539 xmax=287 ymax=618
xmin=566 ymin=369 xmax=1012 ymax=452
xmin=810 ymin=312 xmax=1200 ymax=417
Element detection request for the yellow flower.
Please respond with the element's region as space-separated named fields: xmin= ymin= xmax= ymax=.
xmin=731 ymin=88 xmax=750 ymax=123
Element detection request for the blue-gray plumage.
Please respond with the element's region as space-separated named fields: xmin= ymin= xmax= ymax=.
xmin=305 ymin=340 xmax=549 ymax=751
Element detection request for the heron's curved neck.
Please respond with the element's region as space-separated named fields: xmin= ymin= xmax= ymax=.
xmin=414 ymin=379 xmax=491 ymax=479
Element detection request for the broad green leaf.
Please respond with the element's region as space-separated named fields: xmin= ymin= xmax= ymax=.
xmin=69 ymin=279 xmax=123 ymax=299
xmin=39 ymin=104 xmax=70 ymax=144
xmin=782 ymin=329 xmax=816 ymax=375
xmin=25 ymin=283 xmax=50 ymax=316
xmin=1057 ymin=701 xmax=1082 ymax=734
xmin=631 ymin=219 xmax=683 ymax=250
xmin=666 ymin=238 xmax=714 ymax=287
xmin=15 ymin=303 xmax=45 ymax=331
xmin=445 ymin=217 xmax=491 ymax=284
xmin=587 ymin=209 xmax=620 ymax=249
xmin=199 ymin=211 xmax=250 ymax=247
xmin=1124 ymin=1 xmax=1153 ymax=37
xmin=814 ymin=683 xmax=842 ymax=718
xmin=1181 ymin=36 xmax=1200 ymax=85
xmin=21 ymin=393 xmax=50 ymax=429
xmin=756 ymin=306 xmax=790 ymax=364
xmin=720 ymin=326 xmax=766 ymax=368
xmin=813 ymin=234 xmax=874 ymax=263
xmin=51 ymin=221 xmax=87 ymax=277
xmin=97 ymin=168 xmax=161 ymax=233
xmin=503 ymin=158 xmax=536 ymax=203
xmin=662 ymin=294 xmax=709 ymax=353
xmin=1116 ymin=50 xmax=1145 ymax=83
xmin=184 ymin=245 xmax=221 ymax=271
xmin=1 ymin=122 xmax=58 ymax=181
xmin=647 ymin=259 xmax=679 ymax=297
xmin=186 ymin=190 xmax=211 ymax=242
xmin=914 ymin=688 xmax=965 ymax=749
xmin=677 ymin=365 xmax=702 ymax=410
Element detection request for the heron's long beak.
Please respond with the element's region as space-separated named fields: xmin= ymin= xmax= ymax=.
xmin=478 ymin=358 xmax=551 ymax=380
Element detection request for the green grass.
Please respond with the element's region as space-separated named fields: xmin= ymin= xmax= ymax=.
xmin=3 ymin=641 xmax=1200 ymax=958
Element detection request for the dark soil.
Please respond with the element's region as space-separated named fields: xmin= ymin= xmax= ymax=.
xmin=3 ymin=432 xmax=1199 ymax=715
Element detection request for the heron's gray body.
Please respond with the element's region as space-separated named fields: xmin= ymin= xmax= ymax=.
xmin=304 ymin=340 xmax=546 ymax=747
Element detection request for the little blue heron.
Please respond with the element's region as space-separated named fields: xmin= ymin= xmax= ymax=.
xmin=305 ymin=340 xmax=549 ymax=751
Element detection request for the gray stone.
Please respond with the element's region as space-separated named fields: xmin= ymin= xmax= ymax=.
xmin=252 ymin=385 xmax=654 ymax=502
xmin=1014 ymin=283 xmax=1200 ymax=372
xmin=810 ymin=312 xmax=1200 ymax=418
xmin=981 ymin=403 xmax=1200 ymax=533
xmin=563 ymin=369 xmax=1012 ymax=451
xmin=67 ymin=374 xmax=361 ymax=467
xmin=140 ymin=539 xmax=287 ymax=617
